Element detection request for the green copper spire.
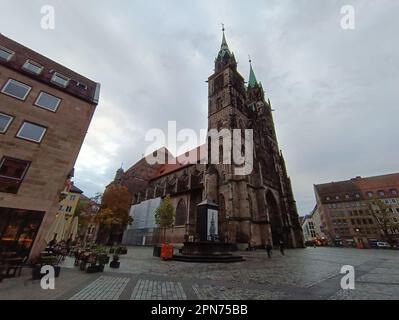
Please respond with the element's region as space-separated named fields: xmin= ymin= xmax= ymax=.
xmin=248 ymin=57 xmax=258 ymax=89
xmin=217 ymin=24 xmax=231 ymax=59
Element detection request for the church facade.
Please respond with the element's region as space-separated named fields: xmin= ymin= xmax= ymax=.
xmin=114 ymin=30 xmax=304 ymax=248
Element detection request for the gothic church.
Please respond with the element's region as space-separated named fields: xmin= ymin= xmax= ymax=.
xmin=113 ymin=29 xmax=304 ymax=248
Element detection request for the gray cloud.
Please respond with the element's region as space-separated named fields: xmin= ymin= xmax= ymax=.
xmin=1 ymin=0 xmax=398 ymax=215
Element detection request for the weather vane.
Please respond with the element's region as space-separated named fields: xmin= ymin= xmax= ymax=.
xmin=248 ymin=54 xmax=252 ymax=64
xmin=221 ymin=23 xmax=225 ymax=32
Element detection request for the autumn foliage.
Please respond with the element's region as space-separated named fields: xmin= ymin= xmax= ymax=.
xmin=96 ymin=185 xmax=132 ymax=244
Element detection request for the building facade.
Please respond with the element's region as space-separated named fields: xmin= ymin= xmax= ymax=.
xmin=46 ymin=183 xmax=83 ymax=243
xmin=0 ymin=34 xmax=100 ymax=259
xmin=301 ymin=206 xmax=328 ymax=246
xmin=313 ymin=173 xmax=399 ymax=247
xmin=115 ymin=30 xmax=303 ymax=249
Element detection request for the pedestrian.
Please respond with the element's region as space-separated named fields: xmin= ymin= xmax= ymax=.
xmin=279 ymin=240 xmax=285 ymax=256
xmin=266 ymin=240 xmax=273 ymax=258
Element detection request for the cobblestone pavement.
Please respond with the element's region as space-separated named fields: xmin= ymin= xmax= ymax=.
xmin=1 ymin=247 xmax=398 ymax=300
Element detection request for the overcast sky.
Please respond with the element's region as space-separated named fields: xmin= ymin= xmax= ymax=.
xmin=1 ymin=0 xmax=398 ymax=215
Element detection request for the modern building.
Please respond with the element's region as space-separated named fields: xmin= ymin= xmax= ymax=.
xmin=0 ymin=34 xmax=100 ymax=260
xmin=301 ymin=215 xmax=316 ymax=243
xmin=45 ymin=183 xmax=83 ymax=243
xmin=301 ymin=206 xmax=327 ymax=246
xmin=115 ymin=29 xmax=304 ymax=249
xmin=313 ymin=173 xmax=399 ymax=247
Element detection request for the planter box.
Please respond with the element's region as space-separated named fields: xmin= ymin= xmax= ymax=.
xmin=110 ymin=261 xmax=120 ymax=268
xmin=86 ymin=264 xmax=104 ymax=273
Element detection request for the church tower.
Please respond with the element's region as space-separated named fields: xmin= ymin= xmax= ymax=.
xmin=204 ymin=27 xmax=304 ymax=248
xmin=205 ymin=27 xmax=255 ymax=245
xmin=245 ymin=59 xmax=304 ymax=248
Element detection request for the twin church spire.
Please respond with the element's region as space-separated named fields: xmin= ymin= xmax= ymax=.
xmin=215 ymin=26 xmax=261 ymax=90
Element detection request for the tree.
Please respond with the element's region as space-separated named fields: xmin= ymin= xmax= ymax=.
xmin=155 ymin=195 xmax=175 ymax=243
xmin=368 ymin=199 xmax=399 ymax=247
xmin=96 ymin=185 xmax=132 ymax=245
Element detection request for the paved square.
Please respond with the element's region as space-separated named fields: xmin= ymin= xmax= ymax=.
xmin=131 ymin=280 xmax=186 ymax=300
xmin=1 ymin=246 xmax=399 ymax=300
xmin=69 ymin=276 xmax=130 ymax=300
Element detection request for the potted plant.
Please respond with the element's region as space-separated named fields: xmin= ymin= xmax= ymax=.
xmin=154 ymin=195 xmax=175 ymax=258
xmin=110 ymin=255 xmax=120 ymax=268
xmin=116 ymin=246 xmax=127 ymax=255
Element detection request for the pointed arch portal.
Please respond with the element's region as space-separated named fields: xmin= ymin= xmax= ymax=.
xmin=266 ymin=191 xmax=282 ymax=245
xmin=175 ymin=199 xmax=187 ymax=226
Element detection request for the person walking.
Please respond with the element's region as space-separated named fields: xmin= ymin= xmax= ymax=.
xmin=266 ymin=240 xmax=273 ymax=258
xmin=279 ymin=240 xmax=285 ymax=256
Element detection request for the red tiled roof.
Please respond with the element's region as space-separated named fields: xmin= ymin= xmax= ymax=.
xmin=152 ymin=144 xmax=206 ymax=179
xmin=315 ymin=173 xmax=399 ymax=203
xmin=0 ymin=33 xmax=100 ymax=104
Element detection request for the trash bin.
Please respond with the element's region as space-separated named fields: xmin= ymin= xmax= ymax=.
xmin=153 ymin=246 xmax=162 ymax=257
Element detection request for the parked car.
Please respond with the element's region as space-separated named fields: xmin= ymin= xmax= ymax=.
xmin=376 ymin=241 xmax=390 ymax=249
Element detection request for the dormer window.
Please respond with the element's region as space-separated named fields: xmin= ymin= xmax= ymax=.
xmin=22 ymin=60 xmax=44 ymax=75
xmin=0 ymin=45 xmax=14 ymax=62
xmin=76 ymin=82 xmax=87 ymax=90
xmin=51 ymin=72 xmax=69 ymax=88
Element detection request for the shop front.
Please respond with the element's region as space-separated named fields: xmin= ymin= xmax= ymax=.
xmin=0 ymin=207 xmax=44 ymax=259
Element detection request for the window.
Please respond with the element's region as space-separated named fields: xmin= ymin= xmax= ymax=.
xmin=326 ymin=196 xmax=330 ymax=201
xmin=367 ymin=192 xmax=373 ymax=197
xmin=345 ymin=194 xmax=350 ymax=199
xmin=16 ymin=122 xmax=47 ymax=143
xmin=59 ymin=205 xmax=63 ymax=211
xmin=51 ymin=72 xmax=69 ymax=87
xmin=379 ymin=190 xmax=385 ymax=197
xmin=335 ymin=195 xmax=340 ymax=200
xmin=355 ymin=193 xmax=360 ymax=198
xmin=34 ymin=92 xmax=61 ymax=112
xmin=368 ymin=219 xmax=373 ymax=224
xmin=22 ymin=60 xmax=44 ymax=75
xmin=76 ymin=82 xmax=87 ymax=90
xmin=0 ymin=157 xmax=30 ymax=194
xmin=391 ymin=189 xmax=398 ymax=196
xmin=66 ymin=206 xmax=72 ymax=213
xmin=1 ymin=79 xmax=31 ymax=100
xmin=0 ymin=113 xmax=14 ymax=133
xmin=70 ymin=195 xmax=76 ymax=201
xmin=0 ymin=45 xmax=14 ymax=61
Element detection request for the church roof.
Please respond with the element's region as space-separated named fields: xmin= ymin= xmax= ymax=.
xmin=152 ymin=144 xmax=206 ymax=179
